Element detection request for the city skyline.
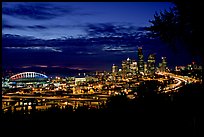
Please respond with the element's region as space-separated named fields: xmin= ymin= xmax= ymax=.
xmin=2 ymin=2 xmax=202 ymax=133
xmin=2 ymin=2 xmax=199 ymax=72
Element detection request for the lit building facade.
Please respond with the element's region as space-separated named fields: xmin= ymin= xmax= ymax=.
xmin=147 ymin=54 xmax=156 ymax=75
xmin=121 ymin=58 xmax=138 ymax=77
xmin=144 ymin=62 xmax=147 ymax=74
xmin=138 ymin=47 xmax=144 ymax=74
xmin=112 ymin=64 xmax=118 ymax=77
xmin=161 ymin=57 xmax=167 ymax=72
xmin=130 ymin=60 xmax=138 ymax=75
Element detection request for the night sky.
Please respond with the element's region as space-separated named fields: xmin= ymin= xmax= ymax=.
xmin=2 ymin=2 xmax=194 ymax=72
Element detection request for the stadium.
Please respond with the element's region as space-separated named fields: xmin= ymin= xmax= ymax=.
xmin=8 ymin=72 xmax=49 ymax=87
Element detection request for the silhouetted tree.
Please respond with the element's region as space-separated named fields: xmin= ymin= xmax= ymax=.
xmin=148 ymin=1 xmax=203 ymax=59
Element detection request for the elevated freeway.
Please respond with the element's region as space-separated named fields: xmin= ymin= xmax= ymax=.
xmin=156 ymin=72 xmax=200 ymax=93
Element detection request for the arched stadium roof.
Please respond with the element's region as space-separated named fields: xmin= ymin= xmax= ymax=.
xmin=9 ymin=72 xmax=48 ymax=82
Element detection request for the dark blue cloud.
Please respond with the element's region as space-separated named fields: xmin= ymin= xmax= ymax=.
xmin=3 ymin=2 xmax=189 ymax=72
xmin=85 ymin=23 xmax=145 ymax=38
xmin=3 ymin=33 xmax=194 ymax=71
xmin=2 ymin=17 xmax=82 ymax=31
xmin=86 ymin=23 xmax=117 ymax=35
xmin=3 ymin=24 xmax=47 ymax=30
xmin=2 ymin=2 xmax=72 ymax=20
xmin=2 ymin=2 xmax=174 ymax=39
xmin=27 ymin=25 xmax=47 ymax=30
xmin=2 ymin=24 xmax=25 ymax=29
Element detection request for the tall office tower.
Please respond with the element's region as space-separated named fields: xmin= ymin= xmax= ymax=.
xmin=121 ymin=58 xmax=132 ymax=78
xmin=112 ymin=64 xmax=118 ymax=74
xmin=122 ymin=60 xmax=127 ymax=72
xmin=130 ymin=60 xmax=137 ymax=75
xmin=112 ymin=64 xmax=118 ymax=81
xmin=161 ymin=57 xmax=167 ymax=72
xmin=147 ymin=54 xmax=156 ymax=75
xmin=138 ymin=47 xmax=144 ymax=74
xmin=122 ymin=60 xmax=127 ymax=78
xmin=144 ymin=62 xmax=147 ymax=74
xmin=126 ymin=58 xmax=131 ymax=72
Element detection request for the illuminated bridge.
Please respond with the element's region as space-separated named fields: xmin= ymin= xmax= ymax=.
xmin=9 ymin=72 xmax=48 ymax=82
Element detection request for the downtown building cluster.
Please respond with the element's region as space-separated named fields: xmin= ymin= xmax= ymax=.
xmin=111 ymin=47 xmax=168 ymax=79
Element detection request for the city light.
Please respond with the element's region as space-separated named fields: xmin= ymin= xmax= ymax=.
xmin=1 ymin=45 xmax=202 ymax=114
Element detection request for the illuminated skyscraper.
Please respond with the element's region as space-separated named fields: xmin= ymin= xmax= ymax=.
xmin=147 ymin=54 xmax=156 ymax=75
xmin=112 ymin=64 xmax=118 ymax=74
xmin=144 ymin=62 xmax=147 ymax=74
xmin=130 ymin=60 xmax=137 ymax=75
xmin=122 ymin=60 xmax=127 ymax=78
xmin=138 ymin=47 xmax=144 ymax=74
xmin=161 ymin=57 xmax=167 ymax=72
xmin=121 ymin=58 xmax=131 ymax=78
xmin=126 ymin=58 xmax=131 ymax=72
xmin=112 ymin=64 xmax=118 ymax=80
